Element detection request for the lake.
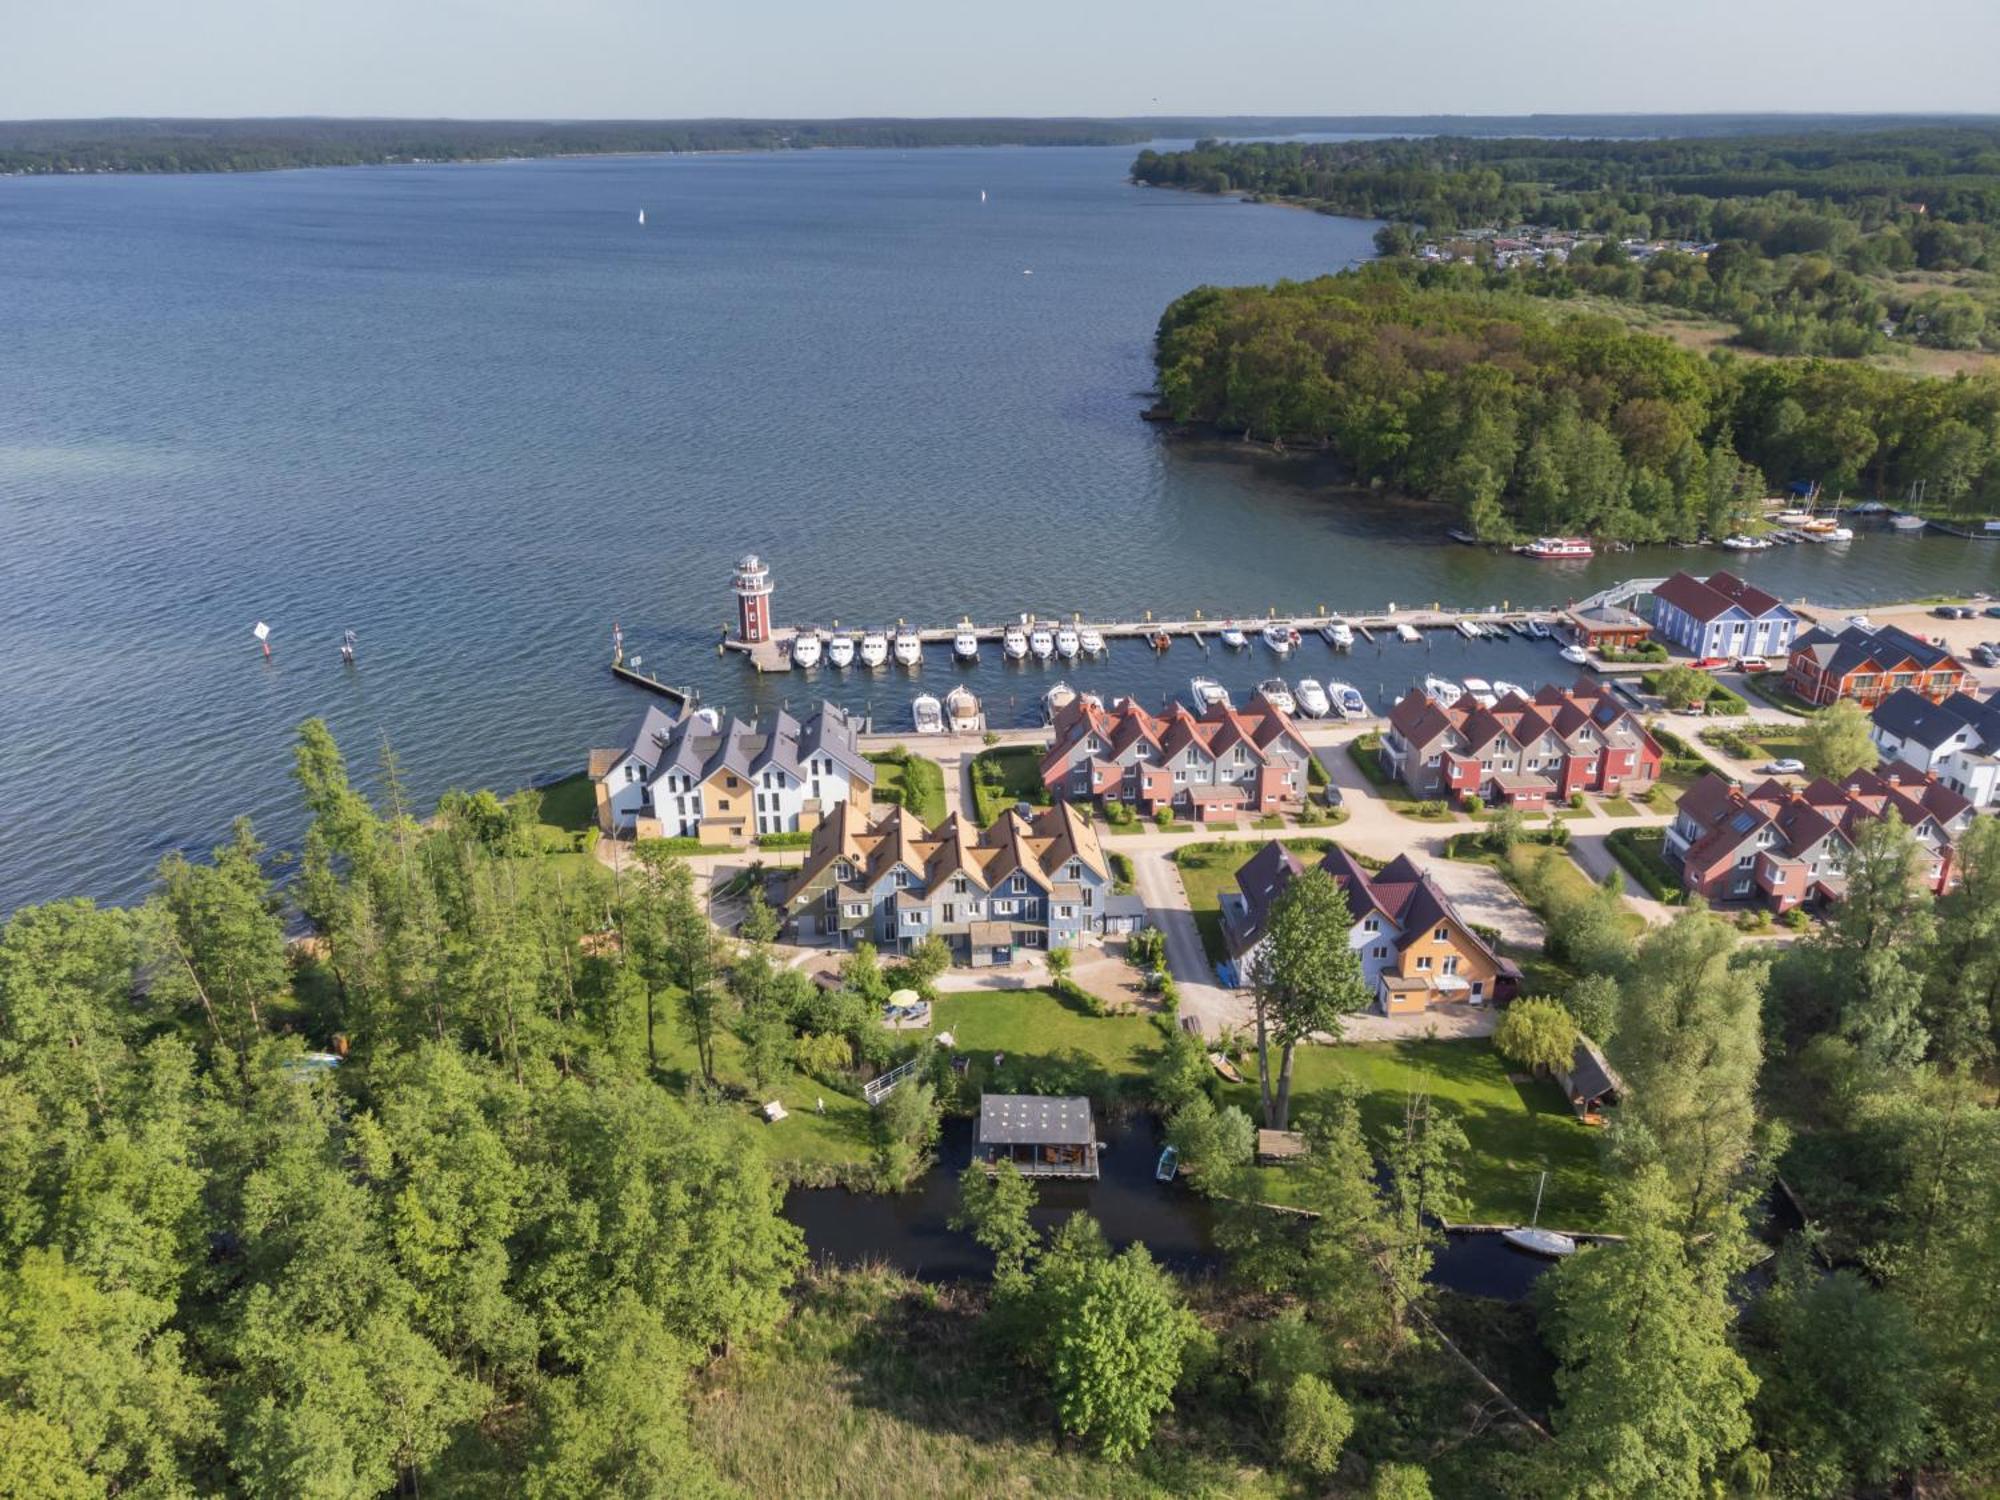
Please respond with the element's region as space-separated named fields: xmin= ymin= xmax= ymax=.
xmin=2 ymin=144 xmax=1994 ymax=913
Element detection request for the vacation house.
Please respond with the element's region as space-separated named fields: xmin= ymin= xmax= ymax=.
xmin=1784 ymin=623 xmax=1970 ymax=709
xmin=1870 ymin=688 xmax=2000 ymax=808
xmin=1663 ymin=767 xmax=1973 ymax=912
xmin=974 ymin=1094 xmax=1099 ymax=1179
xmin=1220 ymin=842 xmax=1521 ymax=1014
xmin=591 ymin=700 xmax=873 ymax=841
xmin=1040 ymin=691 xmax=1313 ymax=823
xmin=1563 ymin=603 xmax=1653 ymax=654
xmin=779 ymin=799 xmax=1109 ymax=963
xmin=1378 ymin=679 xmax=1660 ymax=809
xmin=1649 ymin=571 xmax=1800 ymax=660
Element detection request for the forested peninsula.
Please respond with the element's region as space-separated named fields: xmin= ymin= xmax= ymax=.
xmin=1150 ymin=263 xmax=2000 ymax=541
xmin=1134 ymin=129 xmax=2000 ymax=357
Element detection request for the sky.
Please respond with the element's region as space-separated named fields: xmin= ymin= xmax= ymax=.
xmin=7 ymin=0 xmax=2000 ymax=119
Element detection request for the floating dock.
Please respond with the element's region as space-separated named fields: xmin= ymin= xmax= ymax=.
xmin=610 ymin=663 xmax=697 ymax=705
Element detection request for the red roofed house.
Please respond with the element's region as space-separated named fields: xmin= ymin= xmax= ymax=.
xmin=1379 ymin=678 xmax=1661 ymax=809
xmin=1041 ymin=690 xmax=1312 ymax=823
xmin=1784 ymin=622 xmax=1970 ymax=709
xmin=1663 ymin=765 xmax=1973 ymax=912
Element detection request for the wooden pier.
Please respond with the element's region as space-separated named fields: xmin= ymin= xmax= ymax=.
xmin=610 ymin=663 xmax=697 ymax=706
xmin=724 ymin=602 xmax=1572 ymax=674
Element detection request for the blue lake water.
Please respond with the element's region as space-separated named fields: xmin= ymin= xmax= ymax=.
xmin=1 ymin=144 xmax=1995 ymax=912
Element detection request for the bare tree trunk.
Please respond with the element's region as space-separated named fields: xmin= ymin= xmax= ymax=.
xmin=1255 ymin=999 xmax=1274 ymax=1125
xmin=1274 ymin=1042 xmax=1297 ymax=1131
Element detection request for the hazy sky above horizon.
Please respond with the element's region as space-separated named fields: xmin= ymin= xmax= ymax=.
xmin=8 ymin=0 xmax=1999 ymax=119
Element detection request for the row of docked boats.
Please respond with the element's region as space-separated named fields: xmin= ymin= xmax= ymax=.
xmin=997 ymin=622 xmax=1107 ymax=662
xmin=789 ymin=628 xmax=916 ymax=670
xmin=1187 ymin=675 xmax=1369 ymax=718
xmin=793 ymin=620 xmax=1113 ymax=670
xmin=1421 ymin=674 xmax=1535 ymax=709
xmin=910 ymin=685 xmax=986 ymax=734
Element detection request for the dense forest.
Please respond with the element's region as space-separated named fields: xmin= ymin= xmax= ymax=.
xmin=1133 ymin=130 xmax=2000 ymax=356
xmin=1152 ymin=262 xmax=2000 ymax=538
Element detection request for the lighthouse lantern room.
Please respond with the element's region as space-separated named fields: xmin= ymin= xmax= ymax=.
xmin=732 ymin=553 xmax=773 ymax=644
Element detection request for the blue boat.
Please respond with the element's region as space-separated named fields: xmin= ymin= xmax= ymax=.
xmin=1155 ymin=1145 xmax=1180 ymax=1183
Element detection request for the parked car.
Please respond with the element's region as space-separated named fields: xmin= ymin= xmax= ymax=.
xmin=1737 ymin=656 xmax=1772 ymax=673
xmin=1935 ymin=605 xmax=1961 ymax=619
xmin=1984 ymin=606 xmax=2000 ymax=620
xmin=1322 ymin=783 xmax=1345 ymax=810
xmin=1761 ymin=758 xmax=1806 ymax=775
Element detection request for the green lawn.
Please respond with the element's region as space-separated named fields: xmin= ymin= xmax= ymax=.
xmin=1605 ymin=826 xmax=1685 ymax=905
xmin=532 ymin=772 xmax=597 ymax=833
xmin=1224 ymin=1040 xmax=1608 ymax=1230
xmin=1171 ymin=838 xmax=1338 ymax=966
xmin=932 ymin=990 xmax=1165 ymax=1104
xmin=1457 ymin=842 xmax=1647 ymax=940
xmin=866 ymin=749 xmax=948 ymax=824
xmin=967 ymin=745 xmax=1049 ymax=824
xmin=1740 ymin=672 xmax=1815 ymax=717
xmin=1347 ymin=735 xmax=1455 ymax=819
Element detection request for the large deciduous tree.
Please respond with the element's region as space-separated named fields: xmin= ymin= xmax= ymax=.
xmin=1800 ymin=699 xmax=1878 ymax=780
xmin=1249 ymin=866 xmax=1371 ymax=1128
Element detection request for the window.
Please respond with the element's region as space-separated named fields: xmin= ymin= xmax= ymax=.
xmin=1066 ymin=861 xmax=1081 ymax=881
xmin=1234 ymin=746 xmax=1248 ymax=765
xmin=1057 ymin=905 xmax=1073 ymax=920
xmin=942 ymin=903 xmax=956 ymax=923
xmin=1011 ymin=875 xmax=1026 ymax=893
xmin=1441 ymin=956 xmax=1460 ymax=975
xmin=823 ymin=888 xmax=836 ymax=908
xmin=1433 ymin=925 xmax=1448 ymax=941
xmin=1425 ymin=754 xmax=1441 ymax=768
xmin=835 ymin=860 xmax=855 ymax=882
xmin=952 ymin=877 xmax=968 ymax=894
xmin=1416 ymin=956 xmax=1433 ymax=971
xmin=893 ymin=869 xmax=910 ymax=889
xmin=1362 ymin=917 xmax=1380 ymax=933
xmin=1736 ymin=853 xmax=1756 ymax=870
xmin=718 ymin=799 xmax=730 ymax=812
xmin=1081 ymin=887 xmax=1093 ymax=908
xmin=624 ymin=765 xmax=638 ymax=783
xmin=1372 ymin=945 xmax=1388 ymax=960
xmin=845 ymin=902 xmax=866 ymax=918
xmin=903 ymin=910 xmax=926 ymax=927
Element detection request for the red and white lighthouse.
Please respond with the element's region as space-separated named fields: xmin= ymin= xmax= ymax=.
xmin=732 ymin=553 xmax=773 ymax=644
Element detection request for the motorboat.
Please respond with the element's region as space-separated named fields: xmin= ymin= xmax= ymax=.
xmin=790 ymin=631 xmax=823 ymax=669
xmin=1002 ymin=625 xmax=1029 ymax=660
xmin=1455 ymin=618 xmax=1481 ymax=639
xmin=946 ymin=685 xmax=982 ymax=733
xmin=1323 ymin=619 xmax=1355 ymax=649
xmin=1330 ymin=681 xmax=1368 ymax=719
xmin=1720 ymin=534 xmax=1772 ymax=550
xmin=1189 ymin=676 xmax=1231 ymax=710
xmin=1029 ymin=627 xmax=1055 ymax=660
xmin=1262 ymin=621 xmax=1299 ymax=655
xmin=1422 ymin=675 xmax=1463 ymax=707
xmin=1080 ymin=691 xmax=1105 ymax=712
xmin=1394 ymin=623 xmax=1421 ymax=643
xmin=1560 ymin=644 xmax=1591 ymax=665
xmin=893 ymin=631 xmax=924 ymax=668
xmin=1255 ymin=678 xmax=1296 ymax=715
xmin=912 ymin=693 xmax=944 ymax=734
xmin=826 ymin=633 xmax=856 ymax=668
xmin=1517 ymin=536 xmax=1595 ymax=560
xmin=1524 ymin=619 xmax=1551 ymax=640
xmin=1055 ymin=625 xmax=1080 ymax=660
xmin=858 ymin=630 xmax=890 ymax=668
xmin=1818 ymin=525 xmax=1855 ymax=542
xmin=1219 ymin=623 xmax=1248 ymax=649
xmin=1462 ymin=676 xmax=1496 ymax=707
xmin=1294 ymin=678 xmax=1331 ymax=718
xmin=1147 ymin=629 xmax=1172 ymax=652
xmin=1492 ymin=680 xmax=1531 ymax=701
xmin=1079 ymin=627 xmax=1106 ymax=656
xmin=953 ymin=627 xmax=980 ymax=662
xmin=1043 ymin=681 xmax=1078 ymax=721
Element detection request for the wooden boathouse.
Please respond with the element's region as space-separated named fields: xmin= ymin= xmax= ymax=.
xmin=974 ymin=1093 xmax=1100 ymax=1179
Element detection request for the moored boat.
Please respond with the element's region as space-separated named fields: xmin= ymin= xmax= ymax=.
xmin=1002 ymin=625 xmax=1029 ymax=660
xmin=1261 ymin=621 xmax=1295 ymax=655
xmin=893 ymin=631 xmax=924 ymax=668
xmin=1422 ymin=675 xmax=1463 ymax=707
xmin=912 ymin=693 xmax=944 ymax=734
xmin=945 ymin=685 xmax=982 ymax=733
xmin=1295 ymin=678 xmax=1331 ymax=718
xmin=1891 ymin=513 xmax=1928 ymax=531
xmin=1328 ymin=680 xmax=1367 ymax=718
xmin=1255 ymin=678 xmax=1296 ymax=715
xmin=1055 ymin=626 xmax=1080 ymax=660
xmin=1155 ymin=1145 xmax=1180 ymax=1183
xmin=790 ymin=630 xmax=823 ymax=669
xmin=1492 ymin=679 xmax=1530 ymax=701
xmin=858 ymin=630 xmax=890 ymax=668
xmin=1560 ymin=644 xmax=1590 ymax=665
xmin=1326 ymin=619 xmax=1354 ymax=649
xmin=1525 ymin=619 xmax=1551 ymax=640
xmin=1043 ymin=681 xmax=1078 ymax=721
xmin=1455 ymin=618 xmax=1481 ymax=639
xmin=1517 ymin=536 xmax=1595 ymax=560
xmin=1147 ymin=629 xmax=1172 ymax=652
xmin=826 ymin=633 xmax=856 ymax=668
xmin=1720 ymin=534 xmax=1772 ymax=551
xmin=1394 ymin=623 xmax=1421 ymax=643
xmin=953 ymin=626 xmax=980 ymax=662
xmin=1462 ymin=676 xmax=1495 ymax=707
xmin=1189 ymin=676 xmax=1231 ymax=710
xmin=1079 ymin=627 xmax=1106 ymax=656
xmin=1503 ymin=1226 xmax=1578 ymax=1258
xmin=1220 ymin=623 xmax=1247 ymax=649
xmin=1029 ymin=627 xmax=1055 ymax=660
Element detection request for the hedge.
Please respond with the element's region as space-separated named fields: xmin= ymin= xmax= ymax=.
xmin=1605 ymin=826 xmax=1685 ymax=904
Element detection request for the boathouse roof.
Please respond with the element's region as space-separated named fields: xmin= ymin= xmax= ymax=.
xmin=977 ymin=1094 xmax=1095 ymax=1147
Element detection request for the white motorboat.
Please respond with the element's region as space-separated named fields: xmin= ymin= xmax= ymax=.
xmin=1261 ymin=621 xmax=1297 ymax=655
xmin=826 ymin=633 xmax=856 ymax=668
xmin=1078 ymin=627 xmax=1106 ymax=656
xmin=1721 ymin=534 xmax=1772 ymax=551
xmin=1423 ymin=675 xmax=1464 ymax=707
xmin=858 ymin=630 xmax=890 ymax=668
xmin=1002 ymin=625 xmax=1028 ymax=660
xmin=912 ymin=693 xmax=944 ymax=734
xmin=945 ymin=685 xmax=982 ymax=734
xmin=1395 ymin=623 xmax=1422 ymax=643
xmin=1892 ymin=513 xmax=1928 ymax=531
xmin=790 ymin=631 xmax=823 ymax=669
xmin=1525 ymin=620 xmax=1551 ymax=640
xmin=1455 ymin=618 xmax=1481 ymax=639
xmin=1294 ymin=678 xmax=1331 ymax=718
xmin=1043 ymin=681 xmax=1078 ymax=721
xmin=1080 ymin=691 xmax=1104 ymax=711
xmin=1324 ymin=620 xmax=1355 ymax=649
xmin=1055 ymin=626 xmax=1080 ymax=660
xmin=1189 ymin=676 xmax=1231 ymax=710
xmin=1330 ymin=681 xmax=1368 ymax=719
xmin=1493 ymin=680 xmax=1531 ymax=701
xmin=1463 ymin=676 xmax=1497 ymax=708
xmin=1560 ymin=644 xmax=1590 ymax=666
xmin=1219 ymin=623 xmax=1248 ymax=649
xmin=953 ymin=627 xmax=980 ymax=662
xmin=1029 ymin=627 xmax=1055 ymax=660
xmin=893 ymin=632 xmax=924 ymax=668
xmin=1255 ymin=678 xmax=1296 ymax=715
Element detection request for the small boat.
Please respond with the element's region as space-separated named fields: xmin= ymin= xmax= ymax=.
xmin=893 ymin=632 xmax=924 ymax=668
xmin=1324 ymin=619 xmax=1355 ymax=649
xmin=790 ymin=631 xmax=823 ymax=669
xmin=1525 ymin=620 xmax=1551 ymax=640
xmin=1079 ymin=627 xmax=1106 ymax=656
xmin=1262 ymin=621 xmax=1299 ymax=655
xmin=339 ymin=628 xmax=357 ymax=664
xmin=1455 ymin=618 xmax=1481 ymax=639
xmin=953 ymin=627 xmax=980 ymax=662
xmin=1502 ymin=1172 xmax=1577 ymax=1258
xmin=1255 ymin=678 xmax=1296 ymax=715
xmin=1043 ymin=681 xmax=1078 ymax=721
xmin=1029 ymin=627 xmax=1055 ymax=660
xmin=1892 ymin=513 xmax=1928 ymax=531
xmin=1147 ymin=629 xmax=1172 ymax=652
xmin=946 ymin=685 xmax=982 ymax=733
xmin=1560 ymin=644 xmax=1590 ymax=665
xmin=1819 ymin=525 xmax=1854 ymax=542
xmin=1080 ymin=691 xmax=1104 ymax=711
xmin=1517 ymin=536 xmax=1595 ymax=560
xmin=1463 ymin=676 xmax=1496 ymax=707
xmin=912 ymin=693 xmax=944 ymax=734
xmin=1003 ymin=625 xmax=1029 ymax=660
xmin=1720 ymin=534 xmax=1771 ymax=550
xmin=1220 ymin=623 xmax=1247 ymax=649
xmin=1394 ymin=623 xmax=1421 ymax=643
xmin=637 ymin=209 xmax=646 ymax=226
xmin=1055 ymin=626 xmax=1080 ymax=660
xmin=1423 ymin=675 xmax=1464 ymax=707
xmin=1774 ymin=508 xmax=1815 ymax=527
xmin=1155 ymin=1145 xmax=1180 ymax=1183
xmin=1294 ymin=678 xmax=1331 ymax=718
xmin=1328 ymin=680 xmax=1367 ymax=719
xmin=827 ymin=633 xmax=856 ymax=668
xmin=1189 ymin=676 xmax=1231 ymax=710
xmin=1492 ymin=680 xmax=1530 ymax=701
xmin=858 ymin=631 xmax=890 ymax=668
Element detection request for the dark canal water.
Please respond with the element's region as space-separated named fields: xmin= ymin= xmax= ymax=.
xmin=785 ymin=1115 xmax=1556 ymax=1301
xmin=5 ymin=144 xmax=1995 ymax=912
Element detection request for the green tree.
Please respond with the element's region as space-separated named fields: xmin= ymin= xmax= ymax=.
xmin=1370 ymin=1462 xmax=1434 ymax=1499
xmin=950 ymin=1161 xmax=1039 ymax=1283
xmin=1249 ymin=869 xmax=1371 ymax=1128
xmin=1493 ymin=997 xmax=1580 ymax=1075
xmin=1818 ymin=814 xmax=1936 ymax=1069
xmin=1926 ymin=813 xmax=2000 ymax=1065
xmin=150 ymin=818 xmax=288 ymax=1075
xmin=737 ymin=887 xmax=779 ymax=946
xmin=872 ymin=1078 xmax=939 ymax=1187
xmin=1277 ymin=1373 xmax=1353 ymax=1478
xmin=1562 ymin=972 xmax=1620 ymax=1043
xmin=1800 ymin=699 xmax=1878 ymax=780
xmin=1164 ymin=1095 xmax=1255 ymax=1194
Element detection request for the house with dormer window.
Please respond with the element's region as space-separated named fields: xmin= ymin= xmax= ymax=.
xmin=1380 ymin=678 xmax=1659 ymax=807
xmin=1041 ymin=688 xmax=1311 ymax=822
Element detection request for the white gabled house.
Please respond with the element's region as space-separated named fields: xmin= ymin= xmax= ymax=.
xmin=1650 ymin=571 xmax=1799 ymax=660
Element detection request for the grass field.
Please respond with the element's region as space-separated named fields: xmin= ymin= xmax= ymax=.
xmin=1596 ymin=794 xmax=1641 ymax=817
xmin=931 ymin=989 xmax=1165 ymax=1105
xmin=867 ymin=750 xmax=948 ymax=825
xmin=1170 ymin=838 xmax=1337 ymax=965
xmin=1457 ymin=842 xmax=1647 ymax=941
xmin=968 ymin=745 xmax=1049 ymax=824
xmin=532 ymin=772 xmax=596 ymax=833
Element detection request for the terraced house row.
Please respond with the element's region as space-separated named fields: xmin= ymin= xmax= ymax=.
xmin=780 ymin=799 xmax=1120 ymax=964
xmin=1040 ymin=691 xmax=1314 ymax=822
xmin=1379 ymin=679 xmax=1661 ymax=809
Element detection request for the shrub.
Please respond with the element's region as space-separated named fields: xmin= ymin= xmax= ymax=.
xmin=1461 ymin=794 xmax=1482 ymax=815
xmin=1415 ymin=799 xmax=1452 ymax=819
xmin=1782 ymin=906 xmax=1812 ymax=930
xmin=1108 ymin=851 xmax=1136 ymax=893
xmin=1605 ymin=827 xmax=1684 ymax=903
xmin=1736 ymin=908 xmax=1775 ymax=932
xmin=1278 ymin=1375 xmax=1353 ymax=1479
xmin=1568 ymin=790 xmax=1587 ymax=810
xmin=1053 ymin=975 xmax=1105 ymax=1016
xmin=1127 ymin=926 xmax=1166 ymax=971
xmin=755 ymin=829 xmax=815 ymax=850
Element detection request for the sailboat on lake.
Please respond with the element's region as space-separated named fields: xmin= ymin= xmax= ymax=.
xmin=637 ymin=209 xmax=646 ymax=226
